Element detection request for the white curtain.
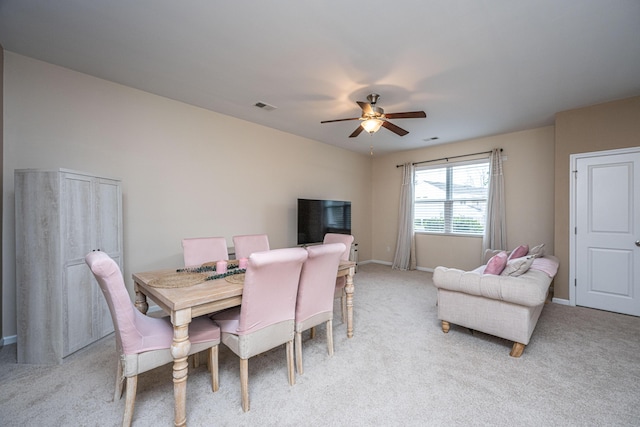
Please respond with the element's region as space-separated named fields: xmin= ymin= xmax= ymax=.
xmin=483 ymin=149 xmax=507 ymax=252
xmin=392 ymin=162 xmax=416 ymax=270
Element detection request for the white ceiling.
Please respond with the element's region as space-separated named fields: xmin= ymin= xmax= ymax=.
xmin=1 ymin=1 xmax=639 ymax=155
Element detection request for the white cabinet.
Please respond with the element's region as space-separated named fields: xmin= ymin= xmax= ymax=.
xmin=15 ymin=169 xmax=123 ymax=364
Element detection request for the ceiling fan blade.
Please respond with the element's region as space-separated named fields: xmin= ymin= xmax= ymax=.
xmin=321 ymin=117 xmax=361 ymax=123
xmin=357 ymin=101 xmax=373 ymax=115
xmin=349 ymin=125 xmax=365 ymax=138
xmin=384 ymin=111 xmax=426 ymax=119
xmin=381 ymin=120 xmax=409 ymax=136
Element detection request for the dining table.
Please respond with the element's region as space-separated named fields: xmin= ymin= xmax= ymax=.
xmin=132 ymin=259 xmax=356 ymax=427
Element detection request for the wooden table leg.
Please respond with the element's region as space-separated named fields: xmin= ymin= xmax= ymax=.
xmin=171 ymin=309 xmax=192 ymax=427
xmin=345 ymin=266 xmax=355 ymax=338
xmin=134 ymin=283 xmax=149 ymax=314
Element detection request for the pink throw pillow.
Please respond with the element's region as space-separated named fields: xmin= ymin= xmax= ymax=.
xmin=508 ymin=244 xmax=529 ymax=261
xmin=484 ymin=251 xmax=508 ymax=275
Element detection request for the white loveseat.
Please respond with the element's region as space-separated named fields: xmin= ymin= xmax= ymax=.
xmin=432 ymin=247 xmax=559 ymax=357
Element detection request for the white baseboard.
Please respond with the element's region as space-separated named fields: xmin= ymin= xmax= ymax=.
xmin=358 ymin=259 xmax=433 ymax=273
xmin=359 ymin=260 xmax=434 ymax=272
xmin=367 ymin=260 xmax=391 ymax=266
xmin=1 ymin=335 xmax=17 ymax=346
xmin=552 ymin=297 xmax=571 ymax=306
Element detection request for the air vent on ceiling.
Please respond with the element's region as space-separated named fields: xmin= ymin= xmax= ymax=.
xmin=254 ymin=101 xmax=277 ymax=111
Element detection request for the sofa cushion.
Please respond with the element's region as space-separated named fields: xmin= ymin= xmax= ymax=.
xmin=484 ymin=251 xmax=508 ymax=275
xmin=501 ymin=256 xmax=534 ymax=277
xmin=433 ymin=265 xmax=556 ymax=307
xmin=508 ymin=244 xmax=529 ymax=260
xmin=530 ymin=256 xmax=560 ymax=278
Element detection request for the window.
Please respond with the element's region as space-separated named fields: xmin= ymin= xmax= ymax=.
xmin=414 ymin=159 xmax=490 ymax=235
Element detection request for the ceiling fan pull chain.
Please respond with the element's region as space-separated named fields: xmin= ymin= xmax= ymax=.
xmin=370 ymin=133 xmax=374 ymax=156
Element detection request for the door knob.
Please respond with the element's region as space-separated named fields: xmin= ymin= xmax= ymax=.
xmin=636 ymin=240 xmax=640 ymax=247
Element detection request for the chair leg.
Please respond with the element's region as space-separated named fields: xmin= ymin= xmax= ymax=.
xmin=295 ymin=331 xmax=303 ymax=375
xmin=341 ymin=292 xmax=347 ymax=323
xmin=210 ymin=346 xmax=219 ymax=392
xmin=114 ymin=357 xmax=124 ymax=401
xmin=286 ymin=340 xmax=295 ymax=386
xmin=310 ymin=326 xmax=316 ymax=339
xmin=240 ymin=358 xmax=249 ymax=412
xmin=122 ymin=375 xmax=137 ymax=427
xmin=326 ymin=319 xmax=334 ymax=357
xmin=192 ymin=351 xmax=200 ymax=368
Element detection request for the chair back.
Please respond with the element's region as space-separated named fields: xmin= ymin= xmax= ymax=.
xmin=85 ymin=251 xmax=171 ymax=355
xmin=296 ymin=243 xmax=345 ymax=323
xmin=323 ymin=233 xmax=354 ymax=261
xmin=233 ymin=234 xmax=270 ymax=259
xmin=182 ymin=236 xmax=229 ymax=267
xmin=237 ymin=247 xmax=307 ymax=335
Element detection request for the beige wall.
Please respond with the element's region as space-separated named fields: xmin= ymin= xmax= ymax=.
xmin=553 ymin=96 xmax=640 ymax=300
xmin=372 ymin=126 xmax=556 ymax=272
xmin=2 ymin=52 xmax=373 ymax=339
xmin=0 ymin=45 xmax=4 ymax=343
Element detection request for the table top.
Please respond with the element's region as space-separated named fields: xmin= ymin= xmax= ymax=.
xmin=133 ymin=259 xmax=355 ymax=315
xmin=133 ymin=269 xmax=243 ymax=313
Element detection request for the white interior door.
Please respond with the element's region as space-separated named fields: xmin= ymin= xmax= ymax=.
xmin=574 ymin=148 xmax=640 ymax=316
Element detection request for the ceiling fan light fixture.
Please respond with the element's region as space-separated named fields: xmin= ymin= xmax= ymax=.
xmin=322 ymin=94 xmax=425 ymax=138
xmin=362 ymin=118 xmax=383 ymax=133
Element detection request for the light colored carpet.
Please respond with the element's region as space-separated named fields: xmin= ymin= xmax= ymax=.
xmin=1 ymin=263 xmax=639 ymax=426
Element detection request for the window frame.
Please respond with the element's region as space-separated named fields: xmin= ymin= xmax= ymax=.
xmin=413 ymin=158 xmax=490 ymax=237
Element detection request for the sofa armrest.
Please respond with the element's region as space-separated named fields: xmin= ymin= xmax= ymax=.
xmin=433 ymin=266 xmax=554 ymax=307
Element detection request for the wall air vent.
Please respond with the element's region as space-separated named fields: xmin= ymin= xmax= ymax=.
xmin=254 ymin=101 xmax=277 ymax=111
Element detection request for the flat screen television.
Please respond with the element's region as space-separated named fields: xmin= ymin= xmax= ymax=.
xmin=297 ymin=198 xmax=351 ymax=245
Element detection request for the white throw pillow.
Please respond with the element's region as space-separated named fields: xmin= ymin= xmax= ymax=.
xmin=528 ymin=243 xmax=546 ymax=258
xmin=501 ymin=256 xmax=535 ymax=277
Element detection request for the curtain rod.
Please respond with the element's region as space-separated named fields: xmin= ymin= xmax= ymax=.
xmin=395 ymin=148 xmax=503 ymax=168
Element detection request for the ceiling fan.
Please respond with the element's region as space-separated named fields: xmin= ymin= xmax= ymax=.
xmin=321 ymin=93 xmax=426 ymax=138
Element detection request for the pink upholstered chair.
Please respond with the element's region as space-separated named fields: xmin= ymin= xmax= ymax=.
xmin=232 ymin=234 xmax=270 ymax=260
xmin=211 ymin=247 xmax=308 ymax=412
xmin=182 ymin=237 xmax=229 ymax=367
xmin=323 ymin=233 xmax=354 ymax=321
xmin=85 ymin=251 xmax=220 ymax=427
xmin=294 ymin=243 xmax=345 ymax=375
xmin=182 ymin=236 xmax=229 ymax=267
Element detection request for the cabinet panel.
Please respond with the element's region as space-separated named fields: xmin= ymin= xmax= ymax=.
xmin=63 ymin=175 xmax=94 ymax=261
xmin=96 ymin=179 xmax=122 ymax=255
xmin=15 ymin=171 xmax=63 ymax=364
xmin=64 ymin=262 xmax=95 ymax=355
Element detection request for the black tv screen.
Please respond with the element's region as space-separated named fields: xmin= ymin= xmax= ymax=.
xmin=297 ymin=199 xmax=351 ymax=245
